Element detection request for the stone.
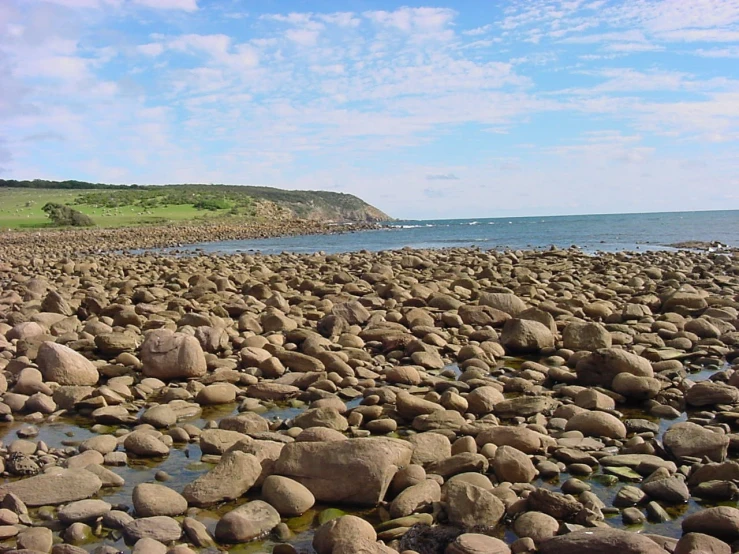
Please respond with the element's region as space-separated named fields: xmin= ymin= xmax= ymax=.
xmin=611 ymin=373 xmax=661 ymax=400
xmin=466 ymin=386 xmax=504 ymax=415
xmin=409 ymin=432 xmax=452 ymax=466
xmin=686 ymin=381 xmax=739 ymax=407
xmin=475 ymin=426 xmax=544 ymax=454
xmin=575 ymin=348 xmax=653 ymax=387
xmin=313 ymin=515 xmax=377 ymax=554
xmin=563 ymin=322 xmax=612 ymax=351
xmin=444 ymin=480 xmax=505 ymax=529
xmin=58 ymin=498 xmax=112 ymax=524
xmin=493 ymin=445 xmax=537 ymax=483
xmin=446 ymin=533 xmax=512 ymax=554
xmin=17 ymin=527 xmax=53 ymax=552
xmin=538 ymin=528 xmax=669 ymax=554
xmin=500 ymin=319 xmax=555 ymax=353
xmin=0 ymin=468 xmax=102 ymax=506
xmin=664 ymin=422 xmax=728 ymax=462
xmin=513 ymin=511 xmax=559 ymax=543
xmin=36 ymin=341 xmax=99 ymax=386
xmin=124 ymin=431 xmax=170 ymax=457
xmin=124 ymin=516 xmax=182 ymax=543
xmin=196 ymin=382 xmax=237 ymax=404
xmin=262 ymin=475 xmax=316 ymax=516
xmin=565 ymin=410 xmax=626 ymax=439
xmin=183 ymin=451 xmax=261 ymax=506
xmin=682 ymin=506 xmax=739 ymax=541
xmin=273 ymin=437 xmax=413 ymax=506
xmin=389 ymin=479 xmax=441 ymax=519
xmin=140 ymin=329 xmax=207 ymax=380
xmin=215 ymin=500 xmax=280 ymax=543
xmin=674 ymin=532 xmax=730 ymax=554
xmin=133 ymin=483 xmax=187 ymax=517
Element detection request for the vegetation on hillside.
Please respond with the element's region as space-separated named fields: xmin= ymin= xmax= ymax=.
xmin=0 ymin=180 xmax=391 ymax=224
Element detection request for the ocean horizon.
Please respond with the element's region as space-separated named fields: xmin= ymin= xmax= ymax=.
xmin=151 ymin=209 xmax=739 ymax=256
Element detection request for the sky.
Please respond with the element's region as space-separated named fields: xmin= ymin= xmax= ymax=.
xmin=1 ymin=0 xmax=739 ymax=219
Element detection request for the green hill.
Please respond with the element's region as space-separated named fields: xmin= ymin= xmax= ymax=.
xmin=0 ymin=180 xmax=391 ymax=229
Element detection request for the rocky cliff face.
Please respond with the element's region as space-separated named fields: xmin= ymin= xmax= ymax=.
xmin=251 ymin=192 xmax=391 ymax=223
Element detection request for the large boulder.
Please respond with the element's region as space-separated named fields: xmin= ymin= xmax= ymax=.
xmin=492 ymin=445 xmax=537 ymax=483
xmin=500 ymin=319 xmax=555 ymax=353
xmin=36 ymin=341 xmax=99 ymax=386
xmin=215 ymin=500 xmax=280 ymax=543
xmin=575 ymin=348 xmax=653 ymax=387
xmin=562 ymin=322 xmax=612 ymax=351
xmin=686 ymin=381 xmax=739 ymax=407
xmin=664 ymin=422 xmax=729 ymax=462
xmin=0 ymin=468 xmax=102 ymax=507
xmin=538 ymin=528 xmax=669 ymax=554
xmin=444 ymin=480 xmax=505 ymax=529
xmin=313 ymin=515 xmax=377 ymax=554
xmin=565 ymin=410 xmax=627 ymax=439
xmin=682 ymin=507 xmax=739 ymax=541
xmin=132 ymin=484 xmax=187 ymax=517
xmin=273 ymin=437 xmax=413 ymax=506
xmin=182 ymin=451 xmax=261 ymax=506
xmin=261 ymin=475 xmax=315 ymax=517
xmin=140 ymin=329 xmax=207 ymax=380
xmin=478 ymin=293 xmax=527 ymax=316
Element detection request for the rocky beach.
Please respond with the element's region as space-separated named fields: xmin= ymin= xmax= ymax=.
xmin=0 ymin=230 xmax=738 ymax=554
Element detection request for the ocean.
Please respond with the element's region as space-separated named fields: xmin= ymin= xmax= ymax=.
xmin=160 ymin=209 xmax=739 ymax=256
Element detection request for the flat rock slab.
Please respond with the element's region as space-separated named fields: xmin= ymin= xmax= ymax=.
xmin=0 ymin=468 xmax=102 ymax=507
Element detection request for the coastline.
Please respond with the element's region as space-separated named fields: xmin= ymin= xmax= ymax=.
xmin=0 ymin=219 xmax=382 ymax=259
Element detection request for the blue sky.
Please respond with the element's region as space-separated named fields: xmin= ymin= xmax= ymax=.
xmin=1 ymin=0 xmax=738 ymax=219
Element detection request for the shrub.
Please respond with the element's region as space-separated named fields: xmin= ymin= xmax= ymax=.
xmin=42 ymin=203 xmax=95 ymax=227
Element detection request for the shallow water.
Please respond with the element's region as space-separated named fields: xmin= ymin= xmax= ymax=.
xmin=1 ymin=359 xmax=736 ymax=552
xmin=140 ymin=210 xmax=739 ymax=256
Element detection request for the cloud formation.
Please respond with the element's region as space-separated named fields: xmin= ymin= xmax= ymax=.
xmin=0 ymin=0 xmax=737 ymax=217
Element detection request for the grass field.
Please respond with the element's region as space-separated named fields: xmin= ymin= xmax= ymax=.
xmin=0 ymin=188 xmax=234 ymax=229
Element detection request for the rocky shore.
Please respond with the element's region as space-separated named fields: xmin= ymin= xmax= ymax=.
xmin=0 ymin=243 xmax=738 ymax=554
xmin=0 ymin=219 xmax=380 ymax=257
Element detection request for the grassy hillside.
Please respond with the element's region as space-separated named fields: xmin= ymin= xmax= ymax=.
xmin=0 ymin=181 xmax=391 ymax=229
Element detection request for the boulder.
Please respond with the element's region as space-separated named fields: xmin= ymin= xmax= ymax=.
xmin=611 ymin=373 xmax=661 ymax=399
xmin=575 ymin=348 xmax=653 ymax=387
xmin=565 ymin=410 xmax=627 ymax=439
xmin=182 ymin=451 xmax=261 ymax=507
xmin=133 ymin=483 xmax=187 ymax=517
xmin=389 ymin=479 xmax=441 ymax=518
xmin=682 ymin=506 xmax=739 ymax=541
xmin=478 ymin=293 xmax=527 ymax=316
xmin=686 ymin=381 xmax=739 ymax=407
xmin=445 ymin=480 xmax=505 ymax=529
xmin=664 ymin=422 xmax=728 ymax=462
xmin=124 ymin=516 xmax=182 ymax=543
xmin=538 ymin=528 xmax=669 ymax=553
xmin=261 ymin=475 xmax=315 ymax=517
xmin=215 ymin=500 xmax=280 ymax=543
xmin=446 ymin=533 xmax=511 ymax=554
xmin=563 ymin=322 xmax=612 ymax=351
xmin=500 ymin=319 xmax=555 ymax=353
xmin=492 ymin=445 xmax=537 ymax=483
xmin=140 ymin=329 xmax=207 ymax=380
xmin=313 ymin=515 xmax=376 ymax=554
xmin=36 ymin=341 xmax=99 ymax=386
xmin=0 ymin=468 xmax=102 ymax=507
xmin=273 ymin=437 xmax=413 ymax=506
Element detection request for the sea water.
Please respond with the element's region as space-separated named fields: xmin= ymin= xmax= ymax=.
xmin=155 ymin=209 xmax=739 ymax=255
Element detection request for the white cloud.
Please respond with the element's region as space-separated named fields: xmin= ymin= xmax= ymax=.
xmin=285 ymin=28 xmax=320 ymax=46
xmin=137 ymin=42 xmax=164 ymax=56
xmin=132 ymin=0 xmax=197 ymax=11
xmin=1 ymin=0 xmax=738 ymax=217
